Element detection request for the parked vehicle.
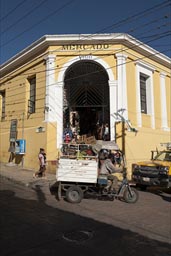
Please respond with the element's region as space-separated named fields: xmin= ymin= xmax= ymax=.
xmin=50 ymin=142 xmax=139 ymax=204
xmin=132 ymin=143 xmax=171 ymax=190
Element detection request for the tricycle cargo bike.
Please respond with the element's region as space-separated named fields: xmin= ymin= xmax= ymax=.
xmin=50 ymin=141 xmax=139 ymax=204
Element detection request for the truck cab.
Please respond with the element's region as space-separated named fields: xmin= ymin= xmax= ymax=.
xmin=132 ymin=144 xmax=171 ymax=190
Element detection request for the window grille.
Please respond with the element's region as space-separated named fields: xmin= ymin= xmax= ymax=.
xmin=0 ymin=90 xmax=5 ymax=121
xmin=28 ymin=99 xmax=35 ymax=114
xmin=140 ymin=73 xmax=148 ymax=114
xmin=28 ymin=76 xmax=36 ymax=114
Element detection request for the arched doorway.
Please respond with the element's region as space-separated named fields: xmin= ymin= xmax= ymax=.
xmin=63 ymin=60 xmax=110 ymax=141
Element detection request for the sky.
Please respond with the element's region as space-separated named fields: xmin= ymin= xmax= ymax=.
xmin=0 ymin=0 xmax=171 ymax=65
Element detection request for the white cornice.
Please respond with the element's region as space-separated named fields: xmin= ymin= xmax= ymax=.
xmin=135 ymin=60 xmax=156 ymax=72
xmin=0 ymin=33 xmax=170 ymax=77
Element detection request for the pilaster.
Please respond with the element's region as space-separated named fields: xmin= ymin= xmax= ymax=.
xmin=44 ymin=54 xmax=56 ymax=122
xmin=160 ymin=72 xmax=168 ymax=130
xmin=115 ymin=53 xmax=128 ymax=120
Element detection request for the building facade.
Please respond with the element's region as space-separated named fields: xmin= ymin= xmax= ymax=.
xmin=0 ymin=34 xmax=170 ymax=174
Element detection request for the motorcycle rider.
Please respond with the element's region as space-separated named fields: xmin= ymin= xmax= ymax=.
xmin=98 ymin=149 xmax=121 ymax=191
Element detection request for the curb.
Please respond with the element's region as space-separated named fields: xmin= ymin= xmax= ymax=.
xmin=0 ymin=174 xmax=31 ymax=187
xmin=0 ymin=173 xmax=57 ymax=189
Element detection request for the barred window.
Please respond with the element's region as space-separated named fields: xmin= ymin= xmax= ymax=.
xmin=0 ymin=90 xmax=6 ymax=121
xmin=28 ymin=76 xmax=36 ymax=114
xmin=140 ymin=73 xmax=148 ymax=114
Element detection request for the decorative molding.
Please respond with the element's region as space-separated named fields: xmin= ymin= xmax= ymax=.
xmin=1 ymin=33 xmax=170 ymax=77
xmin=135 ymin=60 xmax=155 ymax=72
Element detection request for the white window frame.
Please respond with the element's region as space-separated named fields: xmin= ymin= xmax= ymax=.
xmin=160 ymin=72 xmax=169 ymax=131
xmin=136 ymin=61 xmax=155 ymax=128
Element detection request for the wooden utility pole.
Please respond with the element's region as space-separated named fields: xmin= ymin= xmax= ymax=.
xmin=122 ymin=121 xmax=125 ymax=155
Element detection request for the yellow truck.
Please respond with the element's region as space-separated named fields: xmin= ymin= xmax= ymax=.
xmin=132 ymin=143 xmax=171 ymax=190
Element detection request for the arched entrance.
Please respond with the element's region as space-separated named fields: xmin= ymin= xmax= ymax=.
xmin=63 ymin=60 xmax=110 ymax=141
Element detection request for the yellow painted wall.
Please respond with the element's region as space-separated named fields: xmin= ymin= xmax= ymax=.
xmin=0 ymin=54 xmax=58 ymax=172
xmin=0 ymin=41 xmax=170 ymax=176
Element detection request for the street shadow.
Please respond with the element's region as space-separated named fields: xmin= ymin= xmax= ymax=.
xmin=136 ymin=186 xmax=171 ymax=202
xmin=0 ymin=185 xmax=171 ymax=256
xmin=153 ymin=190 xmax=171 ymax=202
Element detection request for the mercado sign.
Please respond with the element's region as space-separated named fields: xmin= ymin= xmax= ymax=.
xmin=62 ymin=44 xmax=110 ymax=51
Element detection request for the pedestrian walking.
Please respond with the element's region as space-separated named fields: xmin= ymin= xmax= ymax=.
xmin=33 ymin=148 xmax=46 ymax=178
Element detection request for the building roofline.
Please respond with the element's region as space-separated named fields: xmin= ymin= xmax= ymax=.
xmin=0 ymin=33 xmax=170 ymax=76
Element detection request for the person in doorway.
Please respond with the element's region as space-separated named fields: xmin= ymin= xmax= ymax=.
xmin=33 ymin=148 xmax=46 ymax=178
xmin=103 ymin=123 xmax=109 ymax=141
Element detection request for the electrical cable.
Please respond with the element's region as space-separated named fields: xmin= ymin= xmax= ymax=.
xmin=1 ymin=22 xmax=170 ymax=87
xmin=0 ymin=0 xmax=76 ymax=47
xmin=0 ymin=0 xmax=170 ymax=54
xmin=1 ymin=0 xmax=48 ymax=35
xmin=0 ymin=0 xmax=26 ymax=22
xmin=1 ymin=44 xmax=171 ymax=105
xmin=1 ymin=43 xmax=170 ymax=103
xmin=0 ymin=0 xmax=170 ymax=129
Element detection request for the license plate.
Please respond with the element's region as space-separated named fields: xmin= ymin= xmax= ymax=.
xmin=142 ymin=177 xmax=150 ymax=182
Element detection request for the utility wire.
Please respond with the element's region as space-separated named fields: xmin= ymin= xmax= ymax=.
xmin=1 ymin=43 xmax=170 ymax=102
xmin=0 ymin=2 xmax=170 ymax=89
xmin=0 ymin=0 xmax=26 ymax=22
xmin=1 ymin=41 xmax=170 ymax=102
xmin=0 ymin=2 xmax=170 ymax=148
xmin=1 ymin=13 xmax=170 ymax=82
xmin=0 ymin=0 xmax=76 ymax=47
xmin=0 ymin=1 xmax=168 ymax=80
xmin=0 ymin=0 xmax=169 ymax=50
xmin=1 ymin=0 xmax=48 ymax=35
xmin=1 ymin=3 xmax=170 ymax=80
xmin=1 ymin=24 xmax=170 ymax=87
xmin=95 ymin=0 xmax=170 ymax=33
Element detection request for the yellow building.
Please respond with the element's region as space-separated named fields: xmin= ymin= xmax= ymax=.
xmin=0 ymin=34 xmax=170 ymax=175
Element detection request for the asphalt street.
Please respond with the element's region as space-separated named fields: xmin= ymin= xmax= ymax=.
xmin=0 ymin=178 xmax=171 ymax=256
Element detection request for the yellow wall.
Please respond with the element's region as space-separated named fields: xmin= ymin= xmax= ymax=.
xmin=0 ymin=41 xmax=170 ymax=176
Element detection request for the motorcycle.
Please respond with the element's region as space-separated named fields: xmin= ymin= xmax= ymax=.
xmin=50 ymin=170 xmax=139 ymax=204
xmin=84 ymin=171 xmax=139 ymax=203
xmin=50 ymin=142 xmax=139 ymax=204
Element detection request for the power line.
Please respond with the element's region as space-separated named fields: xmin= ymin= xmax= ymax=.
xmin=1 ymin=25 xmax=170 ymax=87
xmin=1 ymin=44 xmax=170 ymax=103
xmin=1 ymin=17 xmax=170 ymax=86
xmin=0 ymin=1 xmax=170 ymax=91
xmin=0 ymin=0 xmax=169 ymax=86
xmin=1 ymin=7 xmax=170 ymax=83
xmin=1 ymin=0 xmax=48 ymax=35
xmin=1 ymin=43 xmax=171 ymax=103
xmin=0 ymin=0 xmax=76 ymax=47
xmin=0 ymin=0 xmax=170 ymax=51
xmin=0 ymin=0 xmax=26 ymax=22
xmin=0 ymin=6 xmax=170 ymax=151
xmin=95 ymin=0 xmax=170 ymax=33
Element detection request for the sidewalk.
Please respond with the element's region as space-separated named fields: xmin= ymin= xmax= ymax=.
xmin=0 ymin=162 xmax=56 ymax=187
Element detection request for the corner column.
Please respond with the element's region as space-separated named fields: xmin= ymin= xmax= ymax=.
xmin=160 ymin=72 xmax=168 ymax=130
xmin=56 ymin=81 xmax=63 ymax=148
xmin=44 ymin=54 xmax=56 ymax=122
xmin=115 ymin=53 xmax=128 ymax=120
xmin=109 ymin=80 xmax=118 ymax=141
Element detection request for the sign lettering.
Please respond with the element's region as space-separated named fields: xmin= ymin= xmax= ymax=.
xmin=62 ymin=44 xmax=109 ymax=51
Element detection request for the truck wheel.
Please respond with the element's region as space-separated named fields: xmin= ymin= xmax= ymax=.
xmin=123 ymin=187 xmax=139 ymax=203
xmin=56 ymin=182 xmax=62 ymax=201
xmin=66 ymin=186 xmax=83 ymax=203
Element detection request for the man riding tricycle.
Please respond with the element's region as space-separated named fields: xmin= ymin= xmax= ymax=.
xmin=50 ymin=141 xmax=139 ymax=204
